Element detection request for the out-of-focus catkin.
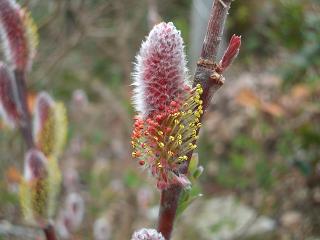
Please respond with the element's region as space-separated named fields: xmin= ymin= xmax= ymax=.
xmin=33 ymin=92 xmax=68 ymax=158
xmin=0 ymin=0 xmax=38 ymax=71
xmin=0 ymin=62 xmax=20 ymax=127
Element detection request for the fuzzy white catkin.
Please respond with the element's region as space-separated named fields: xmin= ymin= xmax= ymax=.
xmin=132 ymin=22 xmax=189 ymax=118
xmin=65 ymin=192 xmax=85 ymax=230
xmin=56 ymin=192 xmax=84 ymax=239
xmin=93 ymin=217 xmax=111 ymax=240
xmin=131 ymin=228 xmax=165 ymax=240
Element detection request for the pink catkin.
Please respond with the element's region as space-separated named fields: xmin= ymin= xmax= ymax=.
xmin=24 ymin=149 xmax=47 ymax=182
xmin=0 ymin=62 xmax=19 ymax=126
xmin=0 ymin=0 xmax=29 ymax=71
xmin=133 ymin=22 xmax=189 ymax=118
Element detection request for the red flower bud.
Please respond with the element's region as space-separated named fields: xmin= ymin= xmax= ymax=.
xmin=219 ymin=34 xmax=241 ymax=72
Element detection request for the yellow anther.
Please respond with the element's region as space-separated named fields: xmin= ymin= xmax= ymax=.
xmin=169 ymin=136 xmax=175 ymax=141
xmin=179 ymin=124 xmax=185 ymax=129
xmin=174 ymin=119 xmax=180 ymax=124
xmin=178 ymin=140 xmax=182 ymax=145
xmin=197 ymin=123 xmax=202 ymax=128
xmin=177 ymin=135 xmax=182 ymax=140
xmin=189 ymin=144 xmax=197 ymax=150
xmin=158 ymin=142 xmax=165 ymax=148
xmin=194 ymin=112 xmax=201 ymax=118
xmin=168 ymin=151 xmax=174 ymax=156
xmin=158 ymin=131 xmax=163 ymax=136
xmin=178 ymin=155 xmax=188 ymax=161
xmin=197 ymin=88 xmax=203 ymax=94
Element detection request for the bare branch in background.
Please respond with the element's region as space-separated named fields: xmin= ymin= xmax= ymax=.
xmin=148 ymin=0 xmax=161 ymax=29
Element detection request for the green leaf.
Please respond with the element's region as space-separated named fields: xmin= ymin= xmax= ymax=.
xmin=188 ymin=153 xmax=199 ymax=175
xmin=176 ymin=185 xmax=202 ymax=217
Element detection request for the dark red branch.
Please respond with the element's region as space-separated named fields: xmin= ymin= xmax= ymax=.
xmin=157 ymin=0 xmax=235 ymax=239
xmin=200 ymin=0 xmax=231 ymax=62
xmin=43 ymin=224 xmax=58 ymax=240
xmin=157 ymin=184 xmax=182 ymax=239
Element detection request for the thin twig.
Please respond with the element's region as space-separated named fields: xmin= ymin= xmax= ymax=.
xmin=43 ymin=224 xmax=57 ymax=240
xmin=38 ymin=0 xmax=63 ymax=31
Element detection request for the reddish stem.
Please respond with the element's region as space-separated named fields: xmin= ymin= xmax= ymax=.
xmin=157 ymin=0 xmax=233 ymax=239
xmin=157 ymin=184 xmax=182 ymax=239
xmin=43 ymin=224 xmax=58 ymax=240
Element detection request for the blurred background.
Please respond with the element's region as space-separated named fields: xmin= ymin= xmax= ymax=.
xmin=0 ymin=0 xmax=319 ymax=239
